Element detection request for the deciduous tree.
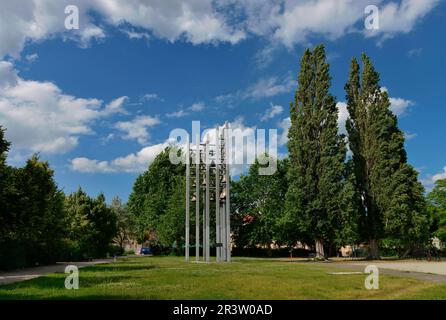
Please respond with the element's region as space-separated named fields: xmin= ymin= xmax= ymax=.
xmin=284 ymin=45 xmax=348 ymax=259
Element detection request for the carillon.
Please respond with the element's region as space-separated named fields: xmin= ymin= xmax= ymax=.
xmin=185 ymin=123 xmax=231 ymax=263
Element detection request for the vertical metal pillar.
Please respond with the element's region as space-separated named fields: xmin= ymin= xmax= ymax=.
xmin=215 ymin=127 xmax=220 ymax=262
xmin=225 ymin=123 xmax=231 ymax=262
xmin=202 ymin=201 xmax=205 ymax=261
xmin=205 ymin=141 xmax=210 ymax=262
xmin=195 ymin=137 xmax=200 ymax=262
xmin=221 ymin=203 xmax=226 ymax=261
xmin=185 ymin=137 xmax=190 ymax=261
xmin=220 ymin=127 xmax=227 ymax=262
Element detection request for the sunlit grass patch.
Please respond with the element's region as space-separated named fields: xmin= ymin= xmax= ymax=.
xmin=0 ymin=256 xmax=445 ymax=300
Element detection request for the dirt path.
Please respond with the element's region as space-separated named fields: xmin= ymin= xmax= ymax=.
xmin=0 ymin=259 xmax=112 ymax=285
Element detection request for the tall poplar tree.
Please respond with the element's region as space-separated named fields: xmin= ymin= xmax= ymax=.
xmin=345 ymin=54 xmax=428 ymax=259
xmin=285 ymin=45 xmax=348 ymax=258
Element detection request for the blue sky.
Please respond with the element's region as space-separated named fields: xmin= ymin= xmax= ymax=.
xmin=0 ymin=0 xmax=445 ymax=202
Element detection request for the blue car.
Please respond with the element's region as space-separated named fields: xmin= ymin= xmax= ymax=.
xmin=140 ymin=247 xmax=153 ymax=255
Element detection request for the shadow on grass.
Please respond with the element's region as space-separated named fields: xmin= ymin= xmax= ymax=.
xmin=1 ymin=274 xmax=132 ymax=289
xmin=82 ymin=264 xmax=156 ymax=273
xmin=0 ymin=273 xmax=139 ymax=300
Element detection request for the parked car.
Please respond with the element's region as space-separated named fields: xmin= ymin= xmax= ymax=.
xmin=140 ymin=247 xmax=153 ymax=256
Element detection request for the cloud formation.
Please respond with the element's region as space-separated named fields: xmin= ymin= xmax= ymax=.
xmin=261 ymin=104 xmax=283 ymax=121
xmin=0 ymin=61 xmax=126 ymax=154
xmin=71 ymin=142 xmax=169 ymax=173
xmin=114 ymin=115 xmax=161 ymax=145
xmin=166 ymin=102 xmax=206 ymax=118
xmin=0 ymin=0 xmax=440 ymax=59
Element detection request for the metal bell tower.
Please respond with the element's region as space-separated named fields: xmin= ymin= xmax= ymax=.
xmin=185 ymin=123 xmax=231 ymax=262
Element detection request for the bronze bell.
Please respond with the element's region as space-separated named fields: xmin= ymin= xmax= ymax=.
xmin=220 ymin=190 xmax=226 ymax=200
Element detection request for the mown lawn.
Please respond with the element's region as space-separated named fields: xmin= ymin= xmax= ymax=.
xmin=0 ymin=256 xmax=445 ymax=299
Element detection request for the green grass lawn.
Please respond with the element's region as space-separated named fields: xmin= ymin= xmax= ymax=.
xmin=1 ymin=256 xmax=445 ymax=300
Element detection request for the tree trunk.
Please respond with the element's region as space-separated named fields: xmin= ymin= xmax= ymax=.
xmin=367 ymin=239 xmax=380 ymax=260
xmin=315 ymin=239 xmax=325 ymax=260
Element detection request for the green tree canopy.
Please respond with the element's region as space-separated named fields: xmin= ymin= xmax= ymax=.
xmin=127 ymin=147 xmax=185 ymax=245
xmin=231 ymin=157 xmax=289 ymax=249
xmin=427 ymin=178 xmax=446 ymax=244
xmin=65 ymin=188 xmax=117 ymax=258
xmin=111 ymin=196 xmax=135 ymax=252
xmin=345 ymin=54 xmax=429 ymax=258
xmin=284 ymin=45 xmax=349 ymax=258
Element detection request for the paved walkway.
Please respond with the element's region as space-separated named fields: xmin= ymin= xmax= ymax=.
xmin=0 ymin=259 xmax=111 ymax=285
xmin=348 ymin=260 xmax=446 ymax=275
xmin=324 ymin=260 xmax=446 ymax=284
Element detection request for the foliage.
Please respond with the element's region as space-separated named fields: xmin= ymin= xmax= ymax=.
xmin=231 ymin=157 xmax=289 ymax=249
xmin=110 ymin=196 xmax=135 ymax=252
xmin=127 ymin=147 xmax=185 ymax=249
xmin=345 ymin=54 xmax=429 ymax=258
xmin=157 ymin=175 xmax=186 ymax=252
xmin=65 ymin=188 xmax=117 ymax=258
xmin=0 ymin=152 xmax=66 ymax=269
xmin=283 ymin=45 xmax=353 ymax=257
xmin=427 ymin=178 xmax=446 ymax=244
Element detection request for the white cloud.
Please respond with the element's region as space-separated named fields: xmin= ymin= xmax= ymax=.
xmin=273 ymin=0 xmax=370 ymax=47
xmin=141 ymin=93 xmax=161 ymax=101
xmin=389 ymin=97 xmax=414 ymax=116
xmin=70 ymin=158 xmax=115 ymax=173
xmin=254 ymin=45 xmax=277 ymax=69
xmin=381 ymin=87 xmax=415 ymax=116
xmin=189 ymin=102 xmax=205 ymax=112
xmin=367 ymin=0 xmax=441 ymax=41
xmin=278 ymin=117 xmax=291 ymax=146
xmin=121 ymin=28 xmax=150 ymax=41
xmin=0 ymin=60 xmax=125 ymax=154
xmin=337 ymin=102 xmax=349 ymax=134
xmin=25 ymin=53 xmax=39 ymax=63
xmin=408 ymin=48 xmax=422 ymax=58
xmin=0 ymin=0 xmax=105 ymax=59
xmin=70 ymin=142 xmax=169 ymax=173
xmin=421 ymin=166 xmax=446 ymax=190
xmin=93 ymin=0 xmax=245 ymax=45
xmin=166 ymin=110 xmax=189 ymax=118
xmin=404 ymin=132 xmax=417 ymax=140
xmin=218 ymin=75 xmax=296 ymax=105
xmin=244 ymin=75 xmax=296 ymax=99
xmin=433 ymin=167 xmax=446 ymax=182
xmin=269 ymin=0 xmax=440 ymax=47
xmin=104 ymin=96 xmax=128 ymax=115
xmin=166 ymin=102 xmax=206 ymax=118
xmin=260 ymin=103 xmax=283 ymax=121
xmin=0 ymin=0 xmax=440 ymax=59
xmin=114 ymin=115 xmax=161 ymax=145
xmin=0 ymin=0 xmax=244 ymax=59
